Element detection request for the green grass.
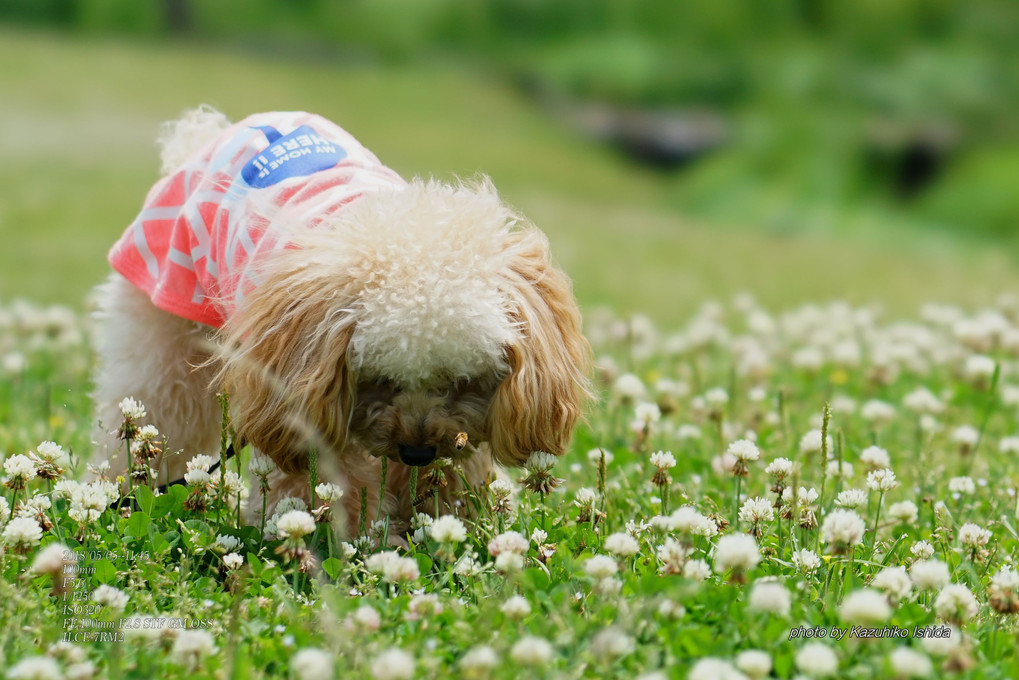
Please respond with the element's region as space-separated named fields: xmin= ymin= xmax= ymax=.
xmin=3 ymin=28 xmax=1019 ymax=327
xmin=3 ymin=295 xmax=1019 ymax=678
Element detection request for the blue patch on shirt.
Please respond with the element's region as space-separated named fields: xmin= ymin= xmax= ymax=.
xmin=240 ymin=125 xmax=347 ymax=189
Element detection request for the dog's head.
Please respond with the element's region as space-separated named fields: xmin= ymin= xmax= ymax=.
xmin=218 ymin=179 xmax=590 ymax=473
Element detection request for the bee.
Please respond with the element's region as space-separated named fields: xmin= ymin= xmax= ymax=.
xmin=454 ymin=432 xmax=469 ymax=450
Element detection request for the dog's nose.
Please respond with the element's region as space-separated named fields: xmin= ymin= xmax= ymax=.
xmin=398 ymin=444 xmax=437 ymax=467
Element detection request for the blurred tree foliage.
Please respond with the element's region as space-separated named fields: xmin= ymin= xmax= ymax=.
xmin=3 ymin=0 xmax=1017 ymax=237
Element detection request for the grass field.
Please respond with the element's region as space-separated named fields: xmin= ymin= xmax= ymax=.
xmin=2 ymin=27 xmax=1019 ymax=680
xmin=4 ymin=294 xmax=1019 ymax=678
xmin=3 ymin=28 xmax=1019 ymax=326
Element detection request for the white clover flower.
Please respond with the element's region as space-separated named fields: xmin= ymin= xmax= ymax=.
xmin=68 ymin=483 xmax=108 ymax=524
xmin=249 ymin=454 xmax=276 ymax=477
xmin=185 ymin=454 xmax=215 ymax=473
xmin=999 ymin=436 xmax=1019 ymax=454
xmin=0 ymin=496 xmax=11 ymax=526
xmin=676 ymin=424 xmax=702 ymax=440
xmin=948 ymin=476 xmax=976 ymax=495
xmin=964 ymin=354 xmax=996 ymax=381
xmin=574 ymin=487 xmax=596 ymax=507
xmin=781 ymin=486 xmax=819 ymax=507
xmin=34 ymin=441 xmax=70 ymax=468
xmin=738 ymin=497 xmax=775 ymax=525
xmin=459 ymin=646 xmax=499 ymax=676
xmin=990 ymin=565 xmax=1019 ymax=591
xmin=274 ymin=496 xmax=308 ymax=515
xmin=223 ymin=553 xmax=244 ymax=570
xmin=859 ymin=445 xmax=890 ymax=470
xmin=407 ymin=593 xmax=443 ymax=619
xmin=910 ymin=540 xmax=935 ymax=560
xmin=584 ymin=555 xmax=618 ymax=579
xmin=820 ymin=509 xmax=865 ymax=552
xmin=825 ymin=461 xmax=853 ymax=478
xmin=30 ymin=543 xmax=73 ymax=576
xmin=839 ymin=588 xmax=891 ymax=624
xmin=612 ymin=373 xmax=646 ymax=401
xmin=385 ymin=556 xmax=420 ymax=582
xmin=171 ymin=629 xmax=217 ymax=666
xmin=314 ymin=483 xmax=343 ymax=502
xmin=903 ymin=388 xmax=943 ymax=414
xmin=632 ymin=401 xmax=662 ymax=425
xmin=919 ymin=415 xmax=941 ymax=434
xmin=861 ymin=399 xmax=896 ymax=423
xmin=183 ymin=469 xmax=210 ymax=487
xmin=350 ymin=604 xmax=381 ymax=631
xmin=501 ymin=595 xmax=531 ymax=619
xmin=65 ymin=661 xmax=95 ymax=680
xmin=765 ymin=458 xmax=794 ymax=477
xmin=430 ymin=515 xmax=467 ymax=544
xmin=2 ymin=516 xmax=42 ymax=551
xmin=794 ymin=642 xmax=838 ymax=678
xmin=792 ymin=549 xmax=822 ymax=575
xmin=52 ymin=480 xmax=79 ymax=500
xmin=604 ymin=532 xmax=640 ymax=557
xmin=118 ymin=397 xmax=147 ymax=420
xmin=215 ymin=534 xmax=241 ymax=552
xmin=510 ymin=636 xmax=554 ymax=666
xmin=833 ymin=489 xmax=867 ymax=509
xmin=2 ymin=352 xmax=26 ymax=376
xmin=92 ymin=585 xmax=129 ymax=612
xmin=591 ymin=627 xmax=634 ymax=662
xmin=910 ymin=560 xmax=951 ymax=591
xmin=798 ymin=429 xmax=832 ymax=455
xmin=888 ymin=647 xmax=933 ymax=678
xmin=934 ymin=584 xmax=979 ymax=622
xmin=866 ymin=468 xmax=898 ymax=492
xmin=792 ymin=346 xmax=824 ymax=371
xmin=291 ymin=648 xmax=333 ymax=680
xmin=4 ymin=454 xmax=37 ymax=486
xmin=6 ymin=656 xmax=62 ymax=680
xmin=371 ymin=648 xmax=415 ymax=680
xmin=958 ymin=523 xmax=992 ymax=549
xmin=683 ymin=559 xmax=711 ymax=582
xmin=872 ymin=566 xmax=912 ymax=601
xmin=920 ymin=625 xmax=960 ymax=656
xmin=669 ymin=506 xmax=718 ymax=537
xmin=276 ymin=510 xmax=316 ymax=539
xmin=727 ymin=439 xmax=760 ymax=463
xmin=704 ymin=387 xmax=729 ymax=406
xmin=494 ymin=552 xmax=525 ymax=573
xmin=888 ymin=500 xmax=918 ymax=524
xmin=951 ymin=425 xmax=980 ymax=449
xmin=735 ymin=650 xmax=772 ymax=679
xmin=649 ymin=450 xmax=677 ymax=470
xmin=656 ymin=538 xmax=687 ymax=573
xmin=713 ymin=534 xmax=760 ymax=574
xmin=16 ymin=495 xmax=51 ymax=519
xmin=747 ymin=582 xmax=791 ymax=616
xmin=488 ymin=531 xmax=529 ymax=557
xmin=688 ymin=658 xmax=747 ymax=680
xmin=216 ymin=470 xmax=246 ymax=499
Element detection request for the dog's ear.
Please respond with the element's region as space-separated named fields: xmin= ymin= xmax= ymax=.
xmin=217 ymin=269 xmax=358 ymax=474
xmin=487 ymin=228 xmax=592 ymax=467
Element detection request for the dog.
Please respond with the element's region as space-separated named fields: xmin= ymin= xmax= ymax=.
xmin=90 ymin=107 xmax=590 ymax=539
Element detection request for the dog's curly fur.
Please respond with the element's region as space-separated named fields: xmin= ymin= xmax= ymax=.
xmin=91 ymin=108 xmax=590 ymax=538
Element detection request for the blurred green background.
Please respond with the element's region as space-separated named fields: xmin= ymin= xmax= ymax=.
xmin=2 ymin=0 xmax=1018 ymax=326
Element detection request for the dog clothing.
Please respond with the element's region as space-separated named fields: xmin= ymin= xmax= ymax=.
xmin=109 ymin=112 xmax=406 ymax=328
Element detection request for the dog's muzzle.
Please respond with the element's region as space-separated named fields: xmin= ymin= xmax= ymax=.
xmin=398 ymin=444 xmax=437 ymax=467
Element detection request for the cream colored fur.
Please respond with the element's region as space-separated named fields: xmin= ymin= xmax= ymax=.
xmin=91 ymin=107 xmax=591 ymax=540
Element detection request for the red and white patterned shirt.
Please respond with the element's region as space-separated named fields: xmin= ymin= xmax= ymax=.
xmin=109 ymin=111 xmax=406 ymax=327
